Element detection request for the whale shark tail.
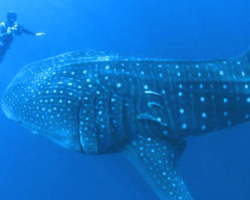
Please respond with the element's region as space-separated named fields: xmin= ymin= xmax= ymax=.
xmin=122 ymin=135 xmax=193 ymax=200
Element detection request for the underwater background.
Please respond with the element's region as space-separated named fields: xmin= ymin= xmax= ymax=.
xmin=0 ymin=0 xmax=250 ymax=199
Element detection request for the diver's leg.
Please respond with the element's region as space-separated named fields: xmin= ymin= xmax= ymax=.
xmin=0 ymin=54 xmax=5 ymax=64
xmin=0 ymin=49 xmax=7 ymax=64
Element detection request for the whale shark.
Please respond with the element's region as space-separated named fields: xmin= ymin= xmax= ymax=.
xmin=2 ymin=49 xmax=250 ymax=200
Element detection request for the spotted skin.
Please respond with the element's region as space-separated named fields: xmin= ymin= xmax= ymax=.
xmin=2 ymin=49 xmax=250 ymax=200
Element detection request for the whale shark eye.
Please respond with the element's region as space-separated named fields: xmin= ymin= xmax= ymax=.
xmin=18 ymin=121 xmax=23 ymax=124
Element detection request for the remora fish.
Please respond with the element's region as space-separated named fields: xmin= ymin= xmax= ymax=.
xmin=2 ymin=49 xmax=250 ymax=200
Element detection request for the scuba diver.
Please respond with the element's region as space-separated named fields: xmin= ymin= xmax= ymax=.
xmin=0 ymin=11 xmax=45 ymax=64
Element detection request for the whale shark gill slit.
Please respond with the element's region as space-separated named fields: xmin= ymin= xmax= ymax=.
xmin=79 ymin=94 xmax=98 ymax=154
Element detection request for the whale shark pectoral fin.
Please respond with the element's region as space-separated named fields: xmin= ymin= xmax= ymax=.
xmin=165 ymin=137 xmax=187 ymax=168
xmin=122 ymin=135 xmax=193 ymax=200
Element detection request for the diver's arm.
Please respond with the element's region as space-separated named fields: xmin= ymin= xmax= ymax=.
xmin=22 ymin=28 xmax=36 ymax=35
xmin=22 ymin=27 xmax=45 ymax=36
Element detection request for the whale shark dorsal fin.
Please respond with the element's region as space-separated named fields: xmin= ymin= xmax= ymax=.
xmin=122 ymin=135 xmax=193 ymax=200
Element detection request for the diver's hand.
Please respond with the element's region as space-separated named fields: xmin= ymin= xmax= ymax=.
xmin=7 ymin=27 xmax=13 ymax=35
xmin=36 ymin=33 xmax=45 ymax=36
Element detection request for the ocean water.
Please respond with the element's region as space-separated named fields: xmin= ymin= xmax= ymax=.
xmin=0 ymin=0 xmax=250 ymax=200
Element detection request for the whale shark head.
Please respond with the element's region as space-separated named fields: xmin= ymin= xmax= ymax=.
xmin=1 ymin=63 xmax=42 ymax=125
xmin=2 ymin=62 xmax=85 ymax=153
xmin=2 ymin=51 xmax=110 ymax=153
xmin=1 ymin=50 xmax=122 ymax=153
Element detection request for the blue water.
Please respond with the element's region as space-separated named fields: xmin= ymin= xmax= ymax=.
xmin=0 ymin=0 xmax=250 ymax=199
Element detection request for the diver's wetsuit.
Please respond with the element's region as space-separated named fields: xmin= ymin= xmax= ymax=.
xmin=0 ymin=21 xmax=35 ymax=64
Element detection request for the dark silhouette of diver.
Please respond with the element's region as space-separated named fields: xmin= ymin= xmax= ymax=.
xmin=0 ymin=11 xmax=45 ymax=64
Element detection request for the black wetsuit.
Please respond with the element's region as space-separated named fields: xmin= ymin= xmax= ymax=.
xmin=0 ymin=21 xmax=35 ymax=64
